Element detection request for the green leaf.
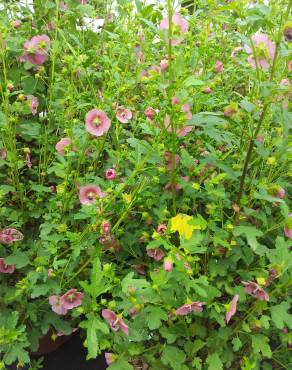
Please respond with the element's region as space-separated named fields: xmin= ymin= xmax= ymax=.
xmin=3 ymin=345 xmax=30 ymax=365
xmin=270 ymin=301 xmax=292 ymax=329
xmin=31 ymin=284 xmax=50 ymax=298
xmin=5 ymin=251 xmax=29 ymax=268
xmin=107 ymin=359 xmax=134 ymax=370
xmin=161 ymin=345 xmax=186 ymax=370
xmin=145 ymin=306 xmax=168 ymax=330
xmin=232 ymin=337 xmax=242 ymax=352
xmin=18 ymin=122 xmax=41 ymax=140
xmin=206 ymin=353 xmax=223 ymax=370
xmin=31 ymin=184 xmax=52 ymax=193
xmin=181 ymin=232 xmax=205 ymax=254
xmin=233 ymin=226 xmax=263 ymax=251
xmin=251 ymin=334 xmax=272 ymax=358
xmin=121 ymin=272 xmax=150 ymax=294
xmin=183 ymin=76 xmax=205 ymax=87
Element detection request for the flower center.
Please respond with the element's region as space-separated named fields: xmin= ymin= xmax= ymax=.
xmin=93 ymin=117 xmax=101 ymax=127
xmin=38 ymin=41 xmax=47 ymax=49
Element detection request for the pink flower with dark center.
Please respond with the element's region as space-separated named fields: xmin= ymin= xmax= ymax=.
xmin=0 ymin=258 xmax=16 ymax=274
xmin=105 ymin=353 xmax=115 ymax=365
xmin=102 ymin=309 xmax=129 ymax=335
xmin=172 ymin=96 xmax=180 ymax=105
xmin=85 ymin=109 xmax=111 ymax=137
xmin=61 ymin=289 xmax=84 ymax=310
xmin=116 ymin=107 xmax=132 ymax=123
xmin=145 ymin=107 xmax=154 ymax=120
xmin=160 ymin=58 xmax=168 ymax=71
xmin=164 ymin=258 xmax=173 ymax=272
xmin=55 ymin=137 xmax=72 ymax=156
xmin=176 ymin=301 xmax=206 ymax=315
xmin=0 ymin=228 xmax=24 ymax=244
xmin=27 ymin=95 xmax=39 ymax=115
xmin=245 ymin=32 xmax=275 ymax=70
xmin=284 ymin=213 xmax=292 ymax=239
xmin=242 ymin=281 xmax=269 ymax=301
xmin=79 ymin=185 xmax=106 ymax=205
xmin=157 ymin=224 xmax=167 ymax=234
xmin=21 ymin=35 xmax=50 ymax=65
xmin=214 ymin=60 xmax=224 ymax=73
xmin=147 ymin=248 xmax=165 ymax=261
xmin=225 ymin=294 xmax=239 ymax=324
xmin=49 ymin=295 xmax=68 ymax=315
xmin=289 ymin=61 xmax=292 ymax=72
xmin=105 ymin=168 xmax=116 ymax=180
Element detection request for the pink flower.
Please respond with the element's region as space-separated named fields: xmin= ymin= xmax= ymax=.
xmin=276 ymin=187 xmax=285 ymax=199
xmin=105 ymin=168 xmax=116 ymax=180
xmin=181 ymin=104 xmax=192 ymax=120
xmin=289 ymin=61 xmax=292 ymax=72
xmin=27 ymin=95 xmax=38 ymax=115
xmin=11 ymin=20 xmax=21 ymax=29
xmin=105 ymin=353 xmax=115 ymax=365
xmin=160 ymin=13 xmax=189 ymax=33
xmin=214 ymin=60 xmax=224 ymax=73
xmin=21 ymin=35 xmax=50 ymax=65
xmin=116 ymin=107 xmax=132 ymax=123
xmin=202 ymin=86 xmax=212 ymax=94
xmin=61 ymin=289 xmax=84 ymax=310
xmin=8 ymin=83 xmax=14 ymax=92
xmin=256 ymin=135 xmax=264 ymax=144
xmin=55 ymin=137 xmax=72 ymax=156
xmin=157 ymin=224 xmax=167 ymax=234
xmin=176 ymin=301 xmax=206 ymax=315
xmin=79 ymin=185 xmax=106 ymax=205
xmin=164 ymin=258 xmax=173 ymax=272
xmin=147 ymin=248 xmax=165 ymax=261
xmin=25 ymin=149 xmax=32 ymax=169
xmin=48 ymin=268 xmax=54 ymax=277
xmin=284 ymin=213 xmax=292 ymax=239
xmin=85 ymin=109 xmax=111 ymax=137
xmin=245 ymin=32 xmax=275 ymax=70
xmin=101 ymin=221 xmax=111 ymax=235
xmin=242 ymin=281 xmax=269 ymax=301
xmin=172 ymin=96 xmax=180 ymax=105
xmin=0 ymin=228 xmax=23 ymax=244
xmin=145 ymin=107 xmax=154 ymax=120
xmin=165 ymin=115 xmax=192 ymax=137
xmin=49 ymin=295 xmax=68 ymax=315
xmin=0 ymin=258 xmax=16 ymax=274
xmin=160 ymin=58 xmax=168 ymax=71
xmin=225 ymin=294 xmax=239 ymax=324
xmin=102 ymin=309 xmax=129 ymax=335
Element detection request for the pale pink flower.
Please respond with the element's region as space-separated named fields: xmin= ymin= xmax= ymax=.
xmin=202 ymin=86 xmax=212 ymax=94
xmin=284 ymin=213 xmax=292 ymax=239
xmin=61 ymin=289 xmax=84 ymax=310
xmin=0 ymin=258 xmax=16 ymax=274
xmin=242 ymin=281 xmax=269 ymax=301
xmin=256 ymin=135 xmax=264 ymax=144
xmin=102 ymin=309 xmax=129 ymax=335
xmin=49 ymin=295 xmax=68 ymax=315
xmin=79 ymin=0 xmax=88 ymax=4
xmin=55 ymin=137 xmax=72 ymax=156
xmin=176 ymin=301 xmax=205 ymax=315
xmin=225 ymin=294 xmax=239 ymax=324
xmin=164 ymin=258 xmax=173 ymax=272
xmin=145 ymin=107 xmax=154 ymax=120
xmin=8 ymin=83 xmax=14 ymax=92
xmin=165 ymin=115 xmax=192 ymax=137
xmin=48 ymin=268 xmax=54 ymax=277
xmin=59 ymin=1 xmax=68 ymax=10
xmin=289 ymin=61 xmax=292 ymax=72
xmin=214 ymin=60 xmax=224 ymax=73
xmin=105 ymin=168 xmax=116 ymax=180
xmin=27 ymin=95 xmax=39 ymax=115
xmin=101 ymin=221 xmax=110 ymax=235
xmin=172 ymin=96 xmax=180 ymax=105
xmin=231 ymin=46 xmax=244 ymax=58
xmin=0 ymin=228 xmax=23 ymax=244
xmin=157 ymin=224 xmax=167 ymax=234
xmin=181 ymin=103 xmax=192 ymax=120
xmin=116 ymin=107 xmax=132 ymax=123
xmin=85 ymin=109 xmax=111 ymax=137
xmin=276 ymin=187 xmax=285 ymax=199
xmin=147 ymin=248 xmax=165 ymax=261
xmin=79 ymin=185 xmax=106 ymax=205
xmin=160 ymin=58 xmax=168 ymax=71
xmin=21 ymin=35 xmax=50 ymax=65
xmin=11 ymin=20 xmax=21 ymax=29
xmin=160 ymin=13 xmax=188 ymax=33
xmin=105 ymin=353 xmax=115 ymax=365
xmin=25 ymin=150 xmax=32 ymax=169
xmin=245 ymin=32 xmax=275 ymax=70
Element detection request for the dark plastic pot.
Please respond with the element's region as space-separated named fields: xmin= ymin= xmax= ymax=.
xmin=30 ymin=330 xmax=73 ymax=356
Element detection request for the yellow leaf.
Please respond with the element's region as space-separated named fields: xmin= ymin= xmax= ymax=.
xmin=170 ymin=214 xmax=195 ymax=240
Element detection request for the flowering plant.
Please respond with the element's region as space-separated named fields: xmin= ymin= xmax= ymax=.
xmin=0 ymin=0 xmax=291 ymax=369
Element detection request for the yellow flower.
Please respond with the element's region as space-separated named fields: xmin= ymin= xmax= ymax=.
xmin=170 ymin=214 xmax=195 ymax=240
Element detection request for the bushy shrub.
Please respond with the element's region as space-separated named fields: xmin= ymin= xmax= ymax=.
xmin=0 ymin=0 xmax=291 ymax=369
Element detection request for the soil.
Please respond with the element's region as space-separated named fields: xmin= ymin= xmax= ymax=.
xmin=9 ymin=332 xmax=107 ymax=370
